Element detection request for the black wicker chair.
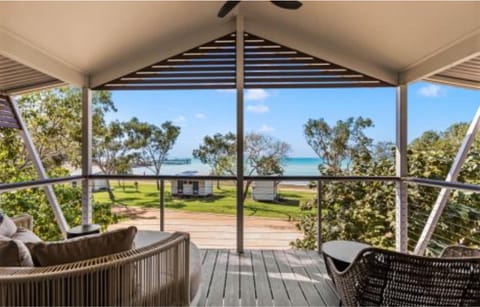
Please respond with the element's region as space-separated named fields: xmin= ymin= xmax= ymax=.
xmin=325 ymin=245 xmax=480 ymax=306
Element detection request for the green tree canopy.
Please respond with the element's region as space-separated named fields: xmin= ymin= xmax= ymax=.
xmin=124 ymin=118 xmax=181 ymax=189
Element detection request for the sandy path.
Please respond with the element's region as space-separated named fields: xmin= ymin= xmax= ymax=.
xmin=109 ymin=206 xmax=302 ymax=249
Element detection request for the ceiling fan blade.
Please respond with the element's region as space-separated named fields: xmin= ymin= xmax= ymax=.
xmin=271 ymin=0 xmax=302 ymax=10
xmin=218 ymin=0 xmax=241 ymax=18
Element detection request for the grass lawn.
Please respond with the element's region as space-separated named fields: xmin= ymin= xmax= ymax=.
xmin=94 ymin=181 xmax=315 ymax=220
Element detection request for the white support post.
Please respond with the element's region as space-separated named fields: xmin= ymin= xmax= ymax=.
xmin=396 ymin=85 xmax=408 ymax=252
xmin=235 ymin=14 xmax=245 ymax=254
xmin=81 ymin=87 xmax=93 ymax=225
xmin=8 ymin=96 xmax=69 ymax=237
xmin=414 ymin=107 xmax=480 ymax=255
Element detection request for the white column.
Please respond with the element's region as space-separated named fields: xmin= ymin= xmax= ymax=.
xmin=9 ymin=96 xmax=69 ymax=236
xmin=414 ymin=107 xmax=480 ymax=255
xmin=236 ymin=14 xmax=245 ymax=253
xmin=81 ymin=87 xmax=93 ymax=225
xmin=396 ymin=85 xmax=408 ymax=252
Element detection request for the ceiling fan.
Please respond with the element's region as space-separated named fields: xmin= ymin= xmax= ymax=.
xmin=217 ymin=0 xmax=302 ymax=18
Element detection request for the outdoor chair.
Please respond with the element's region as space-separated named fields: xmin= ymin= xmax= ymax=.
xmin=326 ymin=245 xmax=480 ymax=306
xmin=0 ymin=215 xmax=201 ymax=306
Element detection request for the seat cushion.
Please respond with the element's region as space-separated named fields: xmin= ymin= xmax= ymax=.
xmin=27 ymin=226 xmax=137 ymax=266
xmin=0 ymin=214 xmax=17 ymax=238
xmin=0 ymin=235 xmax=34 ymax=267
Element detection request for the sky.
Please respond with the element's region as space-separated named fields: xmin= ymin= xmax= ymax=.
xmin=105 ymin=81 xmax=480 ymax=157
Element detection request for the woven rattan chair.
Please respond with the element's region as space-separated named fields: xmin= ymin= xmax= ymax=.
xmin=0 ymin=215 xmax=195 ymax=306
xmin=326 ymin=246 xmax=480 ymax=306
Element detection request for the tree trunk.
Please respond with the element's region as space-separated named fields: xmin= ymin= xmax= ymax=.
xmin=106 ymin=180 xmax=115 ymax=202
xmin=156 ymin=179 xmax=160 ymax=191
xmin=217 ymin=180 xmax=221 ymax=189
xmin=242 ymin=180 xmax=252 ymax=203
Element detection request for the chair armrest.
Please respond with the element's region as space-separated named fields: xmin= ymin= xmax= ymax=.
xmin=440 ymin=245 xmax=480 ymax=258
xmin=11 ymin=214 xmax=33 ymax=230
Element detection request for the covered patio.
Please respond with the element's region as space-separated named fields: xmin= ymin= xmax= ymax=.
xmin=1 ymin=1 xmax=480 ymax=306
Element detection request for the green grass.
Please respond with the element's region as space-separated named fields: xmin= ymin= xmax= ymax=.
xmin=94 ymin=181 xmax=315 ymax=220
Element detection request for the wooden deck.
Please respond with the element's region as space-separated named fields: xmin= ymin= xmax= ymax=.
xmin=198 ymin=249 xmax=340 ymax=307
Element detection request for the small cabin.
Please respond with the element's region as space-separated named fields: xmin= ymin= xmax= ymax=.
xmin=170 ymin=171 xmax=213 ymax=197
xmin=70 ymin=166 xmax=109 ymax=192
xmin=252 ymin=180 xmax=279 ymax=202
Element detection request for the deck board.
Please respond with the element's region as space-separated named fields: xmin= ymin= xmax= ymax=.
xmin=239 ymin=251 xmax=256 ymax=307
xmin=199 ymin=249 xmax=339 ymax=307
xmin=224 ymin=251 xmax=240 ymax=306
xmin=251 ymin=250 xmax=274 ymax=307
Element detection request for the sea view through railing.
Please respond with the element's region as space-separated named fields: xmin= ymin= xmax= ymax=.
xmin=131 ymin=157 xmax=323 ymax=185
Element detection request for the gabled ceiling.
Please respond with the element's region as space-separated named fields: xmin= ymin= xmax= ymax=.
xmin=0 ymin=1 xmax=479 ymax=91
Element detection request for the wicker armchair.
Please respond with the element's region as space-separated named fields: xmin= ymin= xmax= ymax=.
xmin=0 ymin=215 xmax=194 ymax=306
xmin=326 ymin=246 xmax=480 ymax=306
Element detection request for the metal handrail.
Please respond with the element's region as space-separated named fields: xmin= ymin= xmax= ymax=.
xmin=405 ymin=177 xmax=480 ymax=193
xmin=0 ymin=175 xmax=83 ymax=193
xmin=88 ymin=174 xmax=400 ymax=182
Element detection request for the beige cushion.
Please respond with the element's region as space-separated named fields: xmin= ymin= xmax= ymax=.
xmin=27 ymin=226 xmax=137 ymax=267
xmin=12 ymin=228 xmax=42 ymax=243
xmin=0 ymin=235 xmax=34 ymax=267
xmin=0 ymin=214 xmax=17 ymax=237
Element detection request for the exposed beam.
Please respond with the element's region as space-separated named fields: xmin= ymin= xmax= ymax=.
xmin=0 ymin=27 xmax=86 ymax=87
xmin=8 ymin=96 xmax=69 ymax=237
xmin=400 ymin=29 xmax=480 ymax=84
xmin=245 ymin=19 xmax=398 ymax=86
xmin=90 ymin=21 xmax=236 ymax=88
xmin=395 ymin=85 xmax=408 ymax=252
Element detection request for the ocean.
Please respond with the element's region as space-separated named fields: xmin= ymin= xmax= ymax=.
xmin=132 ymin=157 xmax=322 ymax=178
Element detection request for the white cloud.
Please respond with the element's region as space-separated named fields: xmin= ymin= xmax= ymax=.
xmin=246 ymin=89 xmax=269 ymax=101
xmin=173 ymin=115 xmax=186 ymax=125
xmin=419 ymin=84 xmax=443 ymax=97
xmin=194 ymin=113 xmax=206 ymax=119
xmin=258 ymin=124 xmax=274 ymax=133
xmin=246 ymin=104 xmax=270 ymax=114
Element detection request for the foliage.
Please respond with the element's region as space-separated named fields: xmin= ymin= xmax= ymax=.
xmin=0 ymin=87 xmax=118 ymax=240
xmin=0 ymin=169 xmax=117 ymax=241
xmin=192 ymin=132 xmax=291 ymax=200
xmin=124 ymin=118 xmax=180 ymax=189
xmin=304 ymin=117 xmax=373 ymax=174
xmin=17 ymin=87 xmax=115 ymax=169
xmin=193 ymin=132 xmax=236 ymax=176
xmin=293 ymin=119 xmax=480 ymax=255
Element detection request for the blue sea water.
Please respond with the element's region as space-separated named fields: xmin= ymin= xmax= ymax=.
xmin=132 ymin=157 xmax=322 ymax=177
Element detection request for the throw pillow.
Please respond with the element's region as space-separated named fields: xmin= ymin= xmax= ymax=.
xmin=27 ymin=226 xmax=137 ymax=267
xmin=12 ymin=228 xmax=42 ymax=243
xmin=0 ymin=235 xmax=34 ymax=267
xmin=0 ymin=214 xmax=17 ymax=237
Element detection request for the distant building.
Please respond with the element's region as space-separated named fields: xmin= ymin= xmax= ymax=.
xmin=170 ymin=171 xmax=213 ymax=197
xmin=70 ymin=166 xmax=109 ymax=192
xmin=252 ymin=180 xmax=279 ymax=202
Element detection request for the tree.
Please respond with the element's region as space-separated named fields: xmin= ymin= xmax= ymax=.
xmin=125 ymin=118 xmax=181 ymax=189
xmin=0 ymin=87 xmax=118 ymax=240
xmin=93 ymin=120 xmax=134 ymax=200
xmin=192 ymin=132 xmax=236 ymax=188
xmin=293 ymin=118 xmax=480 ymax=256
xmin=304 ymin=117 xmax=373 ymax=174
xmin=17 ymin=87 xmax=116 ymax=169
xmin=192 ymin=132 xmax=291 ymax=200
